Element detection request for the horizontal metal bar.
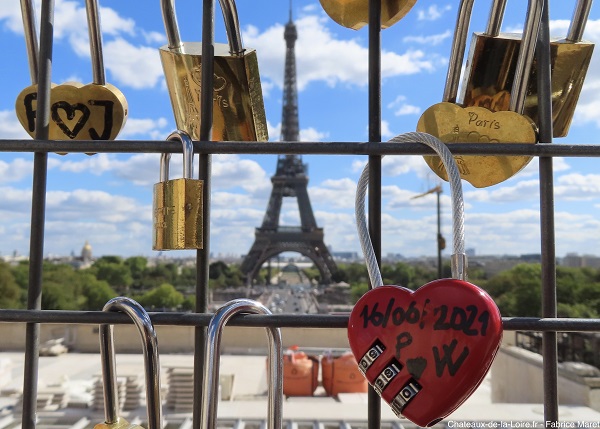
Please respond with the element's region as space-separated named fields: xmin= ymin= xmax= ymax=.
xmin=0 ymin=310 xmax=599 ymax=331
xmin=1 ymin=140 xmax=600 ymax=156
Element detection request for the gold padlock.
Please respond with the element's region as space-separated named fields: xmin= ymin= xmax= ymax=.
xmin=417 ymin=0 xmax=540 ymax=189
xmin=94 ymin=297 xmax=162 ymax=429
xmin=318 ymin=0 xmax=416 ymax=30
xmin=153 ymin=130 xmax=203 ymax=251
xmin=159 ymin=0 xmax=268 ymax=142
xmin=461 ymin=0 xmax=594 ymax=138
xmin=15 ymin=0 xmax=127 ymax=154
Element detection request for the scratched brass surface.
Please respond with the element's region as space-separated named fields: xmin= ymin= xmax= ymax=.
xmin=159 ymin=42 xmax=268 ymax=142
xmin=153 ymin=178 xmax=204 ymax=251
xmin=15 ymin=82 xmax=128 ymax=154
xmin=417 ymin=103 xmax=538 ymax=188
xmin=319 ymin=0 xmax=416 ymax=30
xmin=461 ymin=33 xmax=594 ymax=138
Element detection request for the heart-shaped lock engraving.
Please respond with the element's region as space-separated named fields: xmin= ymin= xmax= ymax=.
xmin=15 ymin=82 xmax=127 ymax=142
xmin=348 ymin=281 xmax=502 ymax=427
xmin=417 ymin=102 xmax=537 ymax=188
xmin=15 ymin=0 xmax=128 ymax=155
xmin=351 ymin=132 xmax=504 ymax=426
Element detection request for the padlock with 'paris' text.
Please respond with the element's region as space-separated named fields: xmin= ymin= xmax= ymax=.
xmin=417 ymin=0 xmax=541 ymax=188
xmin=153 ymin=130 xmax=203 ymax=251
xmin=348 ymin=132 xmax=503 ymax=426
xmin=461 ymin=0 xmax=594 ymax=138
xmin=159 ymin=0 xmax=268 ymax=142
xmin=15 ymin=0 xmax=127 ymax=155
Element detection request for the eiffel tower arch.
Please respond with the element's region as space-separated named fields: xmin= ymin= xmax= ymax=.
xmin=240 ymin=155 xmax=338 ymax=285
xmin=240 ymin=9 xmax=337 ymax=285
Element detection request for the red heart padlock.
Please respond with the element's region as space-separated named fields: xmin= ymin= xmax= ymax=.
xmin=348 ymin=280 xmax=502 ymax=427
xmin=351 ymin=132 xmax=503 ymax=426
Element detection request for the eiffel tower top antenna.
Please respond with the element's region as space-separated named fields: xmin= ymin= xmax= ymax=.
xmin=281 ymin=0 xmax=299 ymax=143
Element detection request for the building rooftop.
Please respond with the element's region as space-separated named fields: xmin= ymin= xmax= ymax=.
xmin=0 ymin=351 xmax=599 ymax=428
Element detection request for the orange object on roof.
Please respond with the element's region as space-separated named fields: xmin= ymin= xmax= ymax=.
xmin=321 ymin=352 xmax=368 ymax=396
xmin=282 ymin=348 xmax=319 ymax=397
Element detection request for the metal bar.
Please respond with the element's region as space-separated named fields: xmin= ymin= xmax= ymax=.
xmin=21 ymin=0 xmax=54 ymax=427
xmin=194 ymin=0 xmax=215 ymax=428
xmin=0 ymin=310 xmax=599 ymax=331
xmin=536 ymin=0 xmax=559 ymax=423
xmin=367 ymin=1 xmax=382 ymax=429
xmin=3 ymin=140 xmax=600 ymax=156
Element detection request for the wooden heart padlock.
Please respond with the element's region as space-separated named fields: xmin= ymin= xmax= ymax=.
xmin=416 ymin=0 xmax=541 ymax=188
xmin=15 ymin=0 xmax=127 ymax=154
xmin=349 ymin=132 xmax=503 ymax=427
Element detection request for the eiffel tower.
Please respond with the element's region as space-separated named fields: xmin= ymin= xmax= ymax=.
xmin=240 ymin=6 xmax=338 ymax=285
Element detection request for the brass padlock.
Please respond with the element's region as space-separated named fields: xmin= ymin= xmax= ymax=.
xmin=159 ymin=0 xmax=268 ymax=142
xmin=202 ymin=299 xmax=283 ymax=429
xmin=94 ymin=297 xmax=162 ymax=429
xmin=461 ymin=0 xmax=594 ymax=138
xmin=417 ymin=0 xmax=540 ymax=188
xmin=15 ymin=0 xmax=127 ymax=154
xmin=153 ymin=130 xmax=203 ymax=250
xmin=319 ymin=0 xmax=416 ymax=30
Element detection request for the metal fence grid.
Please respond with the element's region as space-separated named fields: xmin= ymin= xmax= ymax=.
xmin=1 ymin=0 xmax=600 ymax=428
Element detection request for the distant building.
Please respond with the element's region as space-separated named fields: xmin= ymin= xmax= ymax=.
xmin=561 ymin=253 xmax=600 ymax=269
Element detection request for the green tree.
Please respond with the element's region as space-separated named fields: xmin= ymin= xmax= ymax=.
xmin=92 ymin=257 xmax=133 ymax=293
xmin=0 ymin=261 xmax=22 ymax=308
xmin=137 ymin=283 xmax=184 ymax=309
xmin=79 ymin=274 xmax=117 ymax=310
xmin=485 ymin=263 xmax=542 ymax=317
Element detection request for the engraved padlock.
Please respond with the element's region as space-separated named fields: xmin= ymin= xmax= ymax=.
xmin=461 ymin=0 xmax=594 ymax=138
xmin=202 ymin=299 xmax=282 ymax=429
xmin=349 ymin=133 xmax=503 ymax=426
xmin=159 ymin=0 xmax=268 ymax=142
xmin=94 ymin=297 xmax=162 ymax=429
xmin=15 ymin=0 xmax=127 ymax=153
xmin=319 ymin=0 xmax=416 ymax=30
xmin=153 ymin=130 xmax=203 ymax=251
xmin=417 ymin=0 xmax=540 ymax=188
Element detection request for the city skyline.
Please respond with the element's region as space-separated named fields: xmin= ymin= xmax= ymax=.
xmin=1 ymin=1 xmax=600 ymax=260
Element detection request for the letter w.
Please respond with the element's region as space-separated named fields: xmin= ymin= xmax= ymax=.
xmin=433 ymin=339 xmax=469 ymax=377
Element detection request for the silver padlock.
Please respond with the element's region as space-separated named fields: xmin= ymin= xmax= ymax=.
xmin=94 ymin=297 xmax=162 ymax=429
xmin=202 ymin=299 xmax=283 ymax=429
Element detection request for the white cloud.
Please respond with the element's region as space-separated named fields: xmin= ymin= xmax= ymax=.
xmin=417 ymin=5 xmax=452 ymax=21
xmin=119 ymin=117 xmax=169 ymax=140
xmin=387 ymin=95 xmax=421 ymax=116
xmin=103 ymin=38 xmax=164 ymax=89
xmin=309 ymin=178 xmax=357 ymax=209
xmin=0 ymin=110 xmax=32 ymax=140
xmin=243 ymin=14 xmax=441 ymax=91
xmin=403 ymin=30 xmax=452 ymax=46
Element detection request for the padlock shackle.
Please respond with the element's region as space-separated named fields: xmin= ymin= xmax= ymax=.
xmin=161 ymin=0 xmax=244 ymax=55
xmin=201 ymin=299 xmax=283 ymax=429
xmin=509 ymin=0 xmax=543 ymax=113
xmin=485 ymin=0 xmax=507 ymax=36
xmin=20 ymin=0 xmax=39 ymax=84
xmin=100 ymin=297 xmax=162 ymax=429
xmin=85 ymin=0 xmax=106 ymax=85
xmin=160 ymin=130 xmax=194 ymax=182
xmin=443 ymin=0 xmax=475 ymax=103
xmin=567 ymin=0 xmax=593 ymax=42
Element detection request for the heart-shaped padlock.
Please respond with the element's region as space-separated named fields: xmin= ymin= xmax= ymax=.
xmin=349 ymin=132 xmax=503 ymax=427
xmin=15 ymin=0 xmax=127 ymax=155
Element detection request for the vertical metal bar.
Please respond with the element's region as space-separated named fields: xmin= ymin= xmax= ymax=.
xmin=437 ymin=190 xmax=442 ymax=278
xmin=367 ymin=1 xmax=382 ymax=429
xmin=22 ymin=1 xmax=54 ymax=428
xmin=194 ymin=0 xmax=215 ymax=428
xmin=536 ymin=0 xmax=558 ymax=423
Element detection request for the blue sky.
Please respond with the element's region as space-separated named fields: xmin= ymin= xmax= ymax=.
xmin=1 ymin=0 xmax=600 ymax=261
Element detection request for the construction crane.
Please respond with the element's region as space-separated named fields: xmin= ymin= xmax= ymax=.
xmin=411 ymin=185 xmax=445 ymax=278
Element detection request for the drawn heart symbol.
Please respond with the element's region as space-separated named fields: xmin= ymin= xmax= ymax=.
xmin=416 ymin=102 xmax=538 ymax=188
xmin=348 ymin=279 xmax=502 ymax=427
xmin=15 ymin=82 xmax=128 ymax=147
